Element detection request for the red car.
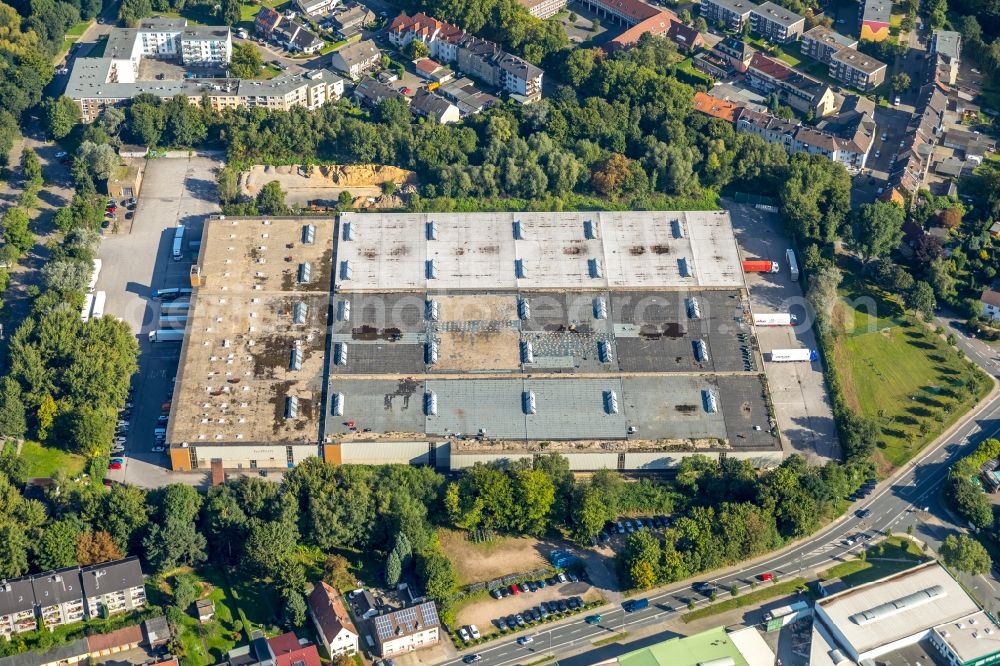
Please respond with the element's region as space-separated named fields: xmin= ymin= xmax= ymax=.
xmin=509 ymin=584 xmax=519 ymax=595
xmin=108 ymin=462 xmax=122 ymax=470
xmin=759 ymin=572 xmax=774 ymax=582
xmin=401 ymin=87 xmax=412 ymax=95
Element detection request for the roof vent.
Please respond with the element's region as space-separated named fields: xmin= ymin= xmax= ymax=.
xmin=289 ymin=342 xmax=303 ymax=371
xmin=342 ymin=222 xmax=352 ymax=241
xmin=302 ymin=224 xmax=316 ymax=245
xmin=604 ymin=390 xmax=619 ymax=414
xmin=425 ymin=341 xmax=438 ymax=365
xmin=426 ymin=221 xmax=438 ymax=241
xmin=583 ymin=220 xmax=597 ymax=240
xmin=588 ymin=258 xmax=603 ymax=278
xmin=426 ymin=299 xmax=439 ymax=321
xmin=331 ymin=392 xmax=344 ymax=417
xmin=520 ymin=340 xmax=534 ymax=364
xmin=671 ymin=219 xmax=685 ymax=238
xmin=425 ymin=259 xmax=437 ymax=280
xmin=678 ymin=257 xmax=690 ymax=277
xmin=693 ymin=339 xmax=708 ymax=362
xmin=522 ymin=390 xmax=536 ymax=415
xmin=686 ymin=297 xmax=701 ymax=319
xmin=702 ymin=389 xmax=718 ymax=413
xmin=298 ymin=262 xmax=312 ymax=283
xmin=337 ymin=300 xmax=351 ymax=321
xmin=335 ymin=343 xmax=348 ymax=366
xmin=593 ymin=298 xmax=607 ymax=320
xmin=339 ymin=260 xmax=352 ymax=280
xmin=597 ymin=340 xmax=613 ymax=364
xmin=512 ymin=220 xmax=525 ymax=240
xmin=517 ymin=297 xmax=530 ymax=320
xmin=424 ymin=391 xmax=437 ymax=416
xmin=293 ymin=302 xmax=308 ymax=324
xmin=514 ymin=259 xmax=526 ymax=279
xmin=285 ymin=396 xmax=299 ymax=418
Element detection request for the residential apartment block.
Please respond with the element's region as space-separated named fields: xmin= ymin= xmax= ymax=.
xmin=800 ymin=25 xmax=857 ymax=64
xmin=574 ymin=0 xmax=703 ymax=51
xmin=0 ymin=577 xmax=37 ymax=638
xmin=829 ymin=47 xmax=886 ymax=91
xmin=735 ymin=106 xmax=875 ymax=170
xmin=746 ymin=52 xmax=836 ymax=117
xmin=931 ymin=30 xmax=961 ymax=85
xmin=295 ymin=0 xmax=337 ymax=17
xmin=308 ymin=582 xmax=359 ymax=658
xmin=749 ymin=1 xmax=804 ymax=43
xmin=3 ymin=558 xmax=148 ymax=635
xmin=374 ymin=602 xmax=440 ymax=657
xmin=68 ymin=36 xmax=344 ymax=123
xmin=329 ymin=39 xmax=382 ymax=79
xmin=517 ymin=0 xmax=567 ymax=19
xmin=859 ymin=0 xmax=891 ymax=41
xmin=699 ymin=0 xmax=756 ymax=31
xmin=81 ymin=559 xmax=147 ymax=620
xmin=389 ymin=13 xmax=542 ymax=101
xmin=130 ymin=17 xmax=231 ymax=66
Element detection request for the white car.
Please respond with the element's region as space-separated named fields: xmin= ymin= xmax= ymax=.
xmin=469 ymin=625 xmax=481 ymax=639
xmin=55 ymin=151 xmax=67 ymax=157
xmin=458 ymin=627 xmax=470 ymax=642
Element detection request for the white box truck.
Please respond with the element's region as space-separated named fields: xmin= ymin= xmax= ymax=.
xmin=149 ymin=329 xmax=185 ymax=343
xmin=786 ymin=249 xmax=799 ymax=281
xmin=90 ymin=291 xmax=107 ymax=319
xmin=81 ymin=293 xmax=94 ymax=323
xmin=87 ymin=259 xmax=102 ymax=293
xmin=770 ymin=349 xmax=817 ymax=362
xmin=172 ymin=225 xmax=186 ymax=261
xmin=754 ymin=313 xmax=796 ymax=326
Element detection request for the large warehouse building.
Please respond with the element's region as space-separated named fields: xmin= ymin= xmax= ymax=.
xmin=811 ymin=561 xmax=1000 ymax=665
xmin=168 ymin=211 xmax=782 ymax=472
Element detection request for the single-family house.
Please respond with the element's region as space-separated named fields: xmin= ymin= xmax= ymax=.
xmin=308 ymin=582 xmax=359 ymax=658
xmin=329 ymin=39 xmax=381 ymax=79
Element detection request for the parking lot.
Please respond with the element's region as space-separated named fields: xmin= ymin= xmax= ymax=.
xmin=459 ymin=577 xmax=600 ymax=640
xmin=726 ymin=202 xmax=840 ymax=463
xmin=98 ymin=154 xmax=221 ymax=487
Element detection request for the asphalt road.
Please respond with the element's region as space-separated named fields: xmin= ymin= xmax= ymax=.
xmin=439 ymin=334 xmax=1000 ymax=666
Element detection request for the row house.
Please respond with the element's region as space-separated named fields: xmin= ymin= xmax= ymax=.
xmin=329 ymin=39 xmax=382 ymax=79
xmin=735 ymin=107 xmax=875 ymax=170
xmin=931 ymin=30 xmax=961 ymax=85
xmin=0 ymin=558 xmax=146 ymax=638
xmin=749 ymin=1 xmax=805 ymax=43
xmin=883 ymin=85 xmax=947 ymax=201
xmin=389 ymin=13 xmax=542 ymax=101
xmin=746 ymin=52 xmax=837 ymax=117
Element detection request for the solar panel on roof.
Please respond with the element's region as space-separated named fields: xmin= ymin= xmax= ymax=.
xmin=298 ymin=262 xmax=312 ymax=283
xmin=289 ymin=343 xmax=303 ymax=371
xmin=285 ymin=395 xmax=299 ymax=418
xmin=293 ymin=302 xmax=308 ymax=324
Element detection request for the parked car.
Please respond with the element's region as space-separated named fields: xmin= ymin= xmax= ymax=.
xmin=490 ymin=589 xmax=502 ymax=599
xmin=518 ymin=582 xmax=529 ymax=593
xmin=499 ymin=587 xmax=510 ymax=598
xmin=458 ymin=627 xmax=470 ymax=642
xmin=536 ymin=579 xmax=546 ymax=588
xmin=526 ymin=580 xmax=537 ymax=592
xmin=567 ymin=572 xmax=579 ymax=583
xmin=509 ymin=584 xmax=519 ymax=595
xmin=108 ymin=462 xmax=122 ymax=470
xmin=55 ymin=151 xmax=67 ymax=157
xmin=469 ymin=625 xmax=480 ymax=639
xmin=495 ymin=617 xmax=507 ymax=631
xmin=515 ymin=614 xmax=526 ymax=627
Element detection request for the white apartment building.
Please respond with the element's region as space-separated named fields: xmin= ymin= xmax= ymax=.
xmin=374 ymin=602 xmax=441 ymax=657
xmin=0 ymin=578 xmax=38 ymax=638
xmin=81 ymin=558 xmax=147 ymax=620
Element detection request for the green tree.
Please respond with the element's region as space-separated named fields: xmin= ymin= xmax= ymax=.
xmin=219 ymin=0 xmax=241 ymax=25
xmin=229 ymin=42 xmax=263 ymax=79
xmin=418 ymin=548 xmax=458 ymax=612
xmin=891 ymin=73 xmax=912 ymax=93
xmin=36 ymin=519 xmax=81 ymax=570
xmin=256 ymin=181 xmax=288 ymax=215
xmin=940 ymin=534 xmax=991 ymax=575
xmin=622 ymin=529 xmax=661 ymax=589
xmin=0 ymin=377 xmax=27 ymax=439
xmin=21 ymin=147 xmax=43 ymax=185
xmin=0 ymin=522 xmax=29 ymax=578
xmin=36 ymin=394 xmax=57 ymax=441
xmin=77 ymin=141 xmax=119 ymax=181
xmin=385 ymin=549 xmax=402 ymax=586
xmin=404 ymin=39 xmax=430 ymax=59
xmin=45 ymin=96 xmax=81 ymax=140
xmin=338 ymin=190 xmax=353 ymax=208
xmin=2 ymin=207 xmax=34 ymax=254
xmin=101 ymin=484 xmax=149 ymax=551
xmin=75 ymin=531 xmax=123 ymax=566
xmin=780 ymin=154 xmax=852 ymax=244
xmin=906 ymin=281 xmax=937 ymax=319
xmin=65 ymin=405 xmax=116 ymax=456
xmin=283 ymin=589 xmax=307 ymax=627
xmin=217 ymin=166 xmax=240 ymax=204
xmin=852 ymin=201 xmax=905 ymax=264
xmin=173 ymin=572 xmax=200 ymax=610
xmin=245 ymin=519 xmax=297 ymax=576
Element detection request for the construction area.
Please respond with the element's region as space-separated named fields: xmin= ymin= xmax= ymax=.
xmin=239 ymin=164 xmax=418 ymax=209
xmin=167 ymin=216 xmax=335 ymax=472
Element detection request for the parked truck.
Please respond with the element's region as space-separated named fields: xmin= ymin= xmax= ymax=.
xmin=754 ymin=313 xmax=797 ymax=326
xmin=171 ymin=225 xmax=186 ymax=261
xmin=81 ymin=293 xmax=94 ymax=323
xmin=87 ymin=259 xmax=102 ymax=293
xmin=786 ymin=248 xmax=799 ymax=281
xmin=770 ymin=349 xmax=818 ymax=362
xmin=148 ymin=329 xmax=185 ymax=343
xmin=160 ymin=302 xmax=191 ymax=316
xmin=742 ymin=259 xmax=780 ymax=273
xmin=158 ymin=315 xmax=188 ymax=328
xmin=90 ymin=291 xmax=107 ymax=319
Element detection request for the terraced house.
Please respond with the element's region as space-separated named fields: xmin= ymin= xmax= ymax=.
xmin=0 ymin=558 xmax=145 ymax=637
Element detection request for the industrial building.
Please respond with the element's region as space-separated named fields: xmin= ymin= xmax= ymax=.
xmin=167 ymin=217 xmax=335 ymax=472
xmin=811 ymin=561 xmax=1000 ymax=665
xmin=168 ymin=212 xmax=783 ymax=472
xmin=596 ymin=625 xmax=775 ymax=665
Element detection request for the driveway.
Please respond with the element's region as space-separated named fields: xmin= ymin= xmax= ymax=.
xmin=725 ymin=201 xmax=841 ymax=463
xmin=99 ymin=154 xmax=221 ymax=488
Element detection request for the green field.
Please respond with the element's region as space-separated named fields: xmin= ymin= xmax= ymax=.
xmin=17 ymin=441 xmax=86 ymax=478
xmin=832 ymin=274 xmax=990 ymax=469
xmin=819 ymin=536 xmax=929 ymax=586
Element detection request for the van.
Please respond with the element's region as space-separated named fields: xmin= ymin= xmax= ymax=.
xmin=622 ymin=598 xmax=649 ymax=612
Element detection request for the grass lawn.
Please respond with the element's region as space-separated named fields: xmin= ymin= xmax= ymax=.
xmin=320 ymin=34 xmax=360 ymax=56
xmin=675 ymin=58 xmax=713 ymax=87
xmin=831 ymin=267 xmax=991 ymax=470
xmin=17 ymin=441 xmax=86 ymax=478
xmin=819 ymin=536 xmax=929 ymax=586
xmin=159 ymin=569 xmax=243 ymax=666
xmin=681 ymin=578 xmax=808 ymax=623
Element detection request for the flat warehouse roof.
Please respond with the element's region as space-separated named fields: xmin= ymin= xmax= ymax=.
xmin=325 ymin=375 xmax=776 ymax=447
xmin=336 ymin=211 xmax=746 ymax=291
xmin=168 ymin=217 xmax=335 ymax=446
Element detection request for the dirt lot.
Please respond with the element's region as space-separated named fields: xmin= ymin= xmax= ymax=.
xmin=439 ymin=529 xmax=547 ymax=585
xmin=240 ymin=164 xmax=417 ymax=207
xmin=455 ymin=580 xmax=602 ymax=637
